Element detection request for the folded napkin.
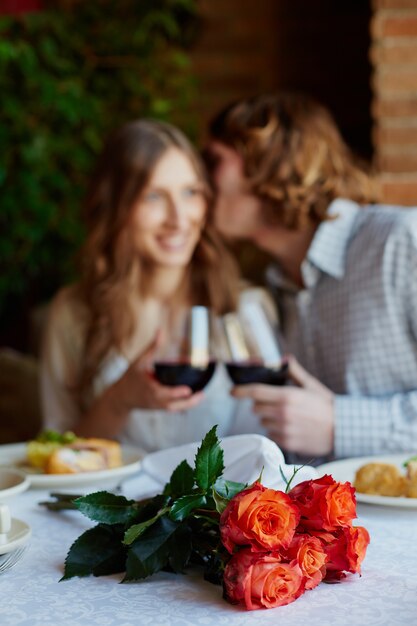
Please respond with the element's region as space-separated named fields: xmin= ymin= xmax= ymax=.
xmin=139 ymin=434 xmax=317 ymax=492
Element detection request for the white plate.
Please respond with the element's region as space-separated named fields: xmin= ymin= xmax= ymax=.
xmin=0 ymin=468 xmax=30 ymax=499
xmin=0 ymin=517 xmax=31 ymax=555
xmin=318 ymin=453 xmax=417 ymax=508
xmin=0 ymin=443 xmax=144 ymax=489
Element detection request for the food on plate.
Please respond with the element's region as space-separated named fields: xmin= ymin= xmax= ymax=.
xmin=354 ymin=457 xmax=417 ymax=498
xmin=26 ymin=431 xmax=122 ymax=474
xmin=405 ymin=458 xmax=417 ymax=498
xmin=27 ymin=430 xmax=77 ymax=470
xmin=354 ymin=462 xmax=407 ymax=497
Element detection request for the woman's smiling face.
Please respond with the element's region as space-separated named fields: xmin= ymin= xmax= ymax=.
xmin=131 ymin=147 xmax=207 ymax=268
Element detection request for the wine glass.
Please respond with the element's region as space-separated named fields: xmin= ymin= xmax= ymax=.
xmin=219 ymin=300 xmax=288 ymax=385
xmin=153 ymin=306 xmax=217 ymax=393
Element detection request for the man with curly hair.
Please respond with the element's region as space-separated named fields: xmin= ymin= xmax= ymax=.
xmin=207 ymin=92 xmax=417 ymax=462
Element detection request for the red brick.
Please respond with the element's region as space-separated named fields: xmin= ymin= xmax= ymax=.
xmin=372 ymin=14 xmax=417 ymax=38
xmin=373 ymin=0 xmax=417 ymax=8
xmin=373 ymin=67 xmax=417 ymax=93
xmin=372 ymin=96 xmax=417 ymax=118
xmin=370 ymin=41 xmax=417 ymax=64
xmin=377 ymin=150 xmax=417 ymax=171
xmin=374 ymin=124 xmax=417 ymax=145
xmin=378 ymin=174 xmax=417 ymax=205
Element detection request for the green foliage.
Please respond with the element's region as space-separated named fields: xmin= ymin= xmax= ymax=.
xmin=212 ymin=478 xmax=247 ymax=514
xmin=163 ymin=459 xmax=195 ymax=498
xmin=62 ymin=523 xmax=127 ymax=580
xmin=36 ymin=430 xmax=76 ymax=444
xmin=194 ymin=426 xmax=225 ymax=491
xmin=0 ymin=0 xmax=198 ymax=330
xmin=169 ymin=493 xmax=207 ymax=521
xmin=62 ymin=426 xmax=240 ymax=583
xmin=74 ymin=491 xmax=137 ymax=525
xmin=124 ymin=517 xmax=190 ymax=580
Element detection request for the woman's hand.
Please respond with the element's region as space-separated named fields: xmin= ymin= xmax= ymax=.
xmin=113 ymin=335 xmax=204 ymax=413
xmin=77 ymin=334 xmax=204 ymax=440
xmin=231 ymin=356 xmax=334 ymax=457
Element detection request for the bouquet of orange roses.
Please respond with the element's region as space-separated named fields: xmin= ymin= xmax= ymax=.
xmin=59 ymin=427 xmax=369 ymax=611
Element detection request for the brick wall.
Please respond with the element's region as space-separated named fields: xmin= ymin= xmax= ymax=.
xmin=371 ymin=0 xmax=417 ymax=204
xmin=191 ymin=1 xmax=373 ymax=160
xmin=190 ymin=0 xmax=281 ymax=142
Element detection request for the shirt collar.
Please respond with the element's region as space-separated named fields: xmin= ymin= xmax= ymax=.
xmin=266 ymin=198 xmax=361 ymax=291
xmin=306 ymin=198 xmax=360 ymax=280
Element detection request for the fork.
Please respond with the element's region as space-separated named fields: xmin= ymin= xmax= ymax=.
xmin=0 ymin=547 xmax=26 ymax=574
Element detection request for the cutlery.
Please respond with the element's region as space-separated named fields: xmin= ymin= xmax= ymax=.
xmin=0 ymin=546 xmax=26 ymax=574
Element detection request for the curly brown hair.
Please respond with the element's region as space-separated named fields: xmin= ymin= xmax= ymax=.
xmin=209 ymin=92 xmax=379 ymax=229
xmin=77 ymin=119 xmax=239 ymax=396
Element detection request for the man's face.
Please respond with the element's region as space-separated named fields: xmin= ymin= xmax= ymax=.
xmin=208 ymin=141 xmax=263 ymax=240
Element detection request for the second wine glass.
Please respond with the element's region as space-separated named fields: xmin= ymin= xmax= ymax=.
xmin=153 ymin=306 xmax=216 ymax=393
xmin=220 ymin=300 xmax=288 ymax=386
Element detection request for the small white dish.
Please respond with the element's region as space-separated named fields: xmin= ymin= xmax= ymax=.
xmin=0 ymin=518 xmax=31 ymax=555
xmin=0 ymin=443 xmax=144 ymax=489
xmin=0 ymin=468 xmax=30 ymax=499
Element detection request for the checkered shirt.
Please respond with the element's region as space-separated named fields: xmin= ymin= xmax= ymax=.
xmin=267 ymin=198 xmax=417 ymax=458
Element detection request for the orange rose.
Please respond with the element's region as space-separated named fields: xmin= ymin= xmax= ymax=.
xmin=345 ymin=526 xmax=370 ymax=573
xmin=289 ymin=475 xmax=356 ymax=532
xmin=311 ymin=525 xmax=370 ymax=580
xmin=223 ymin=549 xmax=305 ymax=610
xmin=284 ymin=533 xmax=327 ymax=590
xmin=220 ymin=482 xmax=300 ymax=553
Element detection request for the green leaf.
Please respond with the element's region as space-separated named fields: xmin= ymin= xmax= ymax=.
xmin=74 ymin=491 xmax=136 ymax=525
xmin=61 ymin=524 xmax=126 ymax=580
xmin=169 ymin=494 xmax=207 ymax=522
xmin=164 ymin=459 xmax=195 ymax=498
xmin=123 ymin=517 xmax=181 ymax=581
xmin=194 ymin=426 xmax=224 ymax=491
xmin=167 ymin=524 xmax=192 ymax=573
xmin=133 ymin=495 xmax=171 ymax=523
xmin=212 ymin=479 xmax=246 ymax=514
xmin=212 ymin=490 xmax=229 ymax=515
xmin=213 ymin=478 xmax=247 ymax=499
xmin=123 ymin=506 xmax=170 ymax=545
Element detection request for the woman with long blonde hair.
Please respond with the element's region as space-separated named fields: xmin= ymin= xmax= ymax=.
xmin=41 ymin=119 xmax=251 ymax=451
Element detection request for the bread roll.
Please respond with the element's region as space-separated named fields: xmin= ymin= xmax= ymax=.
xmin=44 ymin=438 xmax=122 ymax=474
xmin=46 ymin=448 xmax=107 ymax=474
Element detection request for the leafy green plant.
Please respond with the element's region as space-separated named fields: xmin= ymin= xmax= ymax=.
xmin=60 ymin=426 xmax=244 ymax=583
xmin=0 ymin=0 xmax=198 ymax=339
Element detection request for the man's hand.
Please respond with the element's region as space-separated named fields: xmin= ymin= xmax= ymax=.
xmin=231 ymin=356 xmax=334 ymax=456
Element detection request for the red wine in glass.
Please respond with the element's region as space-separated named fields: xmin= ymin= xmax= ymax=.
xmin=154 ymin=360 xmax=216 ymax=392
xmin=226 ymin=360 xmax=288 ymax=386
xmin=220 ymin=300 xmax=288 ymax=386
xmin=153 ymin=306 xmax=216 ymax=393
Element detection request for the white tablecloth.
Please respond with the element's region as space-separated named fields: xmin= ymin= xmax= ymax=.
xmin=1 ymin=470 xmax=416 ymax=626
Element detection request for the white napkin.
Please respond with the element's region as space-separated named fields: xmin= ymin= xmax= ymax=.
xmin=140 ymin=434 xmax=318 ymax=492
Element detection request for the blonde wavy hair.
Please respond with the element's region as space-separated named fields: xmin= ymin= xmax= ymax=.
xmin=209 ymin=92 xmax=379 ymax=229
xmin=77 ymin=119 xmax=239 ymax=396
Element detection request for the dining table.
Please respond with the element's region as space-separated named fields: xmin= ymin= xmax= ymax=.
xmin=0 ymin=462 xmax=416 ymax=626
